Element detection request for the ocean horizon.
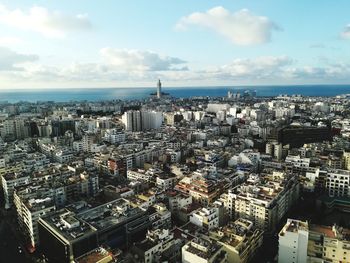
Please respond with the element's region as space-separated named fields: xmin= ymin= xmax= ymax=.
xmin=0 ymin=84 xmax=350 ymax=103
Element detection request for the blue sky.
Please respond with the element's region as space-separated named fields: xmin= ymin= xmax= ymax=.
xmin=0 ymin=0 xmax=349 ymax=89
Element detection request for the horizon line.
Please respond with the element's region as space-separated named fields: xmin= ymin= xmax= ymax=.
xmin=0 ymin=83 xmax=350 ymax=91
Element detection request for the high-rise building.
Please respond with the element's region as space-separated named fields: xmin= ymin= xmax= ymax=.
xmin=122 ymin=110 xmax=163 ymax=132
xmin=122 ymin=110 xmax=142 ymax=132
xmin=82 ymin=132 xmax=96 ymax=152
xmin=157 ymin=79 xmax=162 ymax=99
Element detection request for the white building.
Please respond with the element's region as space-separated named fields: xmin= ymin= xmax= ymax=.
xmin=207 ymin=103 xmax=230 ymax=113
xmin=122 ymin=110 xmax=141 ymax=132
xmin=127 ymin=169 xmax=153 ymax=182
xmin=122 ymin=110 xmax=163 ymax=131
xmin=133 ymin=229 xmax=175 ymax=263
xmin=326 ymin=169 xmax=350 ymax=197
xmin=54 ymin=149 xmax=74 ymax=164
xmin=278 ymin=219 xmax=309 ymax=263
xmin=190 ymin=207 xmax=219 ymax=230
xmin=141 ymin=111 xmax=163 ymax=131
xmin=82 ymin=133 xmax=96 ymax=152
xmin=168 ymin=192 xmax=192 ymax=213
xmin=156 ymin=175 xmax=177 ymax=190
xmin=14 ymin=193 xmax=56 ymax=250
xmin=285 ymin=155 xmax=311 ymax=168
xmin=1 ymin=172 xmax=30 ymax=208
xmin=73 ymin=141 xmax=83 ymax=152
xmin=103 ymin=129 xmax=125 ymax=144
xmin=182 ymin=237 xmax=227 ymax=263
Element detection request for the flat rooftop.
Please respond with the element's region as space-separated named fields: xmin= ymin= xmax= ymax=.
xmin=76 ymin=247 xmax=113 ymax=263
xmin=78 ymin=198 xmax=144 ymax=230
xmin=42 ymin=209 xmax=97 ymax=242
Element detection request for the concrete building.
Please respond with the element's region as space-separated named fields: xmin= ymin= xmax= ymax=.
xmin=103 ymin=129 xmax=125 ymax=144
xmin=225 ymin=173 xmax=300 ymax=232
xmin=325 ymin=169 xmax=350 ymax=197
xmin=39 ymin=199 xmax=150 ymax=263
xmin=122 ymin=110 xmax=163 ymax=132
xmin=278 ymin=219 xmax=350 ymax=263
xmin=308 ymin=224 xmax=350 ymax=263
xmin=14 ymin=190 xmax=56 ymax=251
xmin=82 ymin=132 xmax=96 ymax=153
xmin=132 ymin=229 xmax=176 ymax=263
xmin=210 ymin=218 xmax=263 ymax=263
xmin=278 ymin=219 xmax=309 ymax=263
xmin=190 ymin=207 xmax=219 ymax=230
xmin=343 ymin=151 xmax=350 ymax=170
xmin=1 ymin=172 xmax=30 ymax=208
xmin=182 ymin=237 xmax=227 ymax=263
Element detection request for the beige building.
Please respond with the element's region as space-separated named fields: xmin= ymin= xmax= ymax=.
xmin=210 ymin=218 xmax=263 ymax=263
xmin=182 ymin=237 xmax=227 ymax=263
xmin=278 ymin=219 xmax=350 ymax=263
xmin=343 ymin=151 xmax=350 ymax=170
xmin=221 ymin=172 xmax=300 ymax=232
xmin=308 ymin=224 xmax=350 ymax=263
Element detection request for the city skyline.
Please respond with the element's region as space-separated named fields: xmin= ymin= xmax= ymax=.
xmin=0 ymin=0 xmax=349 ymax=89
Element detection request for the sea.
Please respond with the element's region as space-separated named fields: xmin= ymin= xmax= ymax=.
xmin=0 ymin=85 xmax=350 ymax=103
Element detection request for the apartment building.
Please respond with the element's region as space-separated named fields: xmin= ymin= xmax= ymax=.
xmin=182 ymin=237 xmax=227 ymax=263
xmin=278 ymin=219 xmax=309 ymax=263
xmin=210 ymin=218 xmax=263 ymax=263
xmin=225 ymin=172 xmax=300 ymax=232
xmin=278 ymin=219 xmax=350 ymax=263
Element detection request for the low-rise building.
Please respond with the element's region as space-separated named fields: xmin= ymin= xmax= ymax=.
xmin=182 ymin=237 xmax=227 ymax=263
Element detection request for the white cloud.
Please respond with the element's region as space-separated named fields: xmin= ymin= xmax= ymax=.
xmin=218 ymin=56 xmax=292 ymax=78
xmin=0 ymin=47 xmax=38 ymax=71
xmin=161 ymin=56 xmax=350 ymax=84
xmin=0 ymin=48 xmax=187 ymax=84
xmin=1 ymin=51 xmax=350 ymax=87
xmin=0 ymin=36 xmax=22 ymax=46
xmin=340 ymin=24 xmax=350 ymax=40
xmin=176 ymin=6 xmax=280 ymax=45
xmin=100 ymin=48 xmax=187 ymax=71
xmin=0 ymin=5 xmax=92 ymax=38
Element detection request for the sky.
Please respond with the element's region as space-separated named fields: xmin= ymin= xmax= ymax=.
xmin=0 ymin=0 xmax=350 ymax=89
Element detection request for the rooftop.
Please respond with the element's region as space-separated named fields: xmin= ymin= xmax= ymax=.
xmin=42 ymin=209 xmax=97 ymax=242
xmin=184 ymin=237 xmax=221 ymax=260
xmin=76 ymin=247 xmax=113 ymax=263
xmin=78 ymin=198 xmax=144 ymax=230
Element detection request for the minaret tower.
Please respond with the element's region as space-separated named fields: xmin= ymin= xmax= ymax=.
xmin=157 ymin=79 xmax=162 ymax=99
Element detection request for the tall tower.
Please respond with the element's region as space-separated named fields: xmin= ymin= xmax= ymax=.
xmin=157 ymin=79 xmax=162 ymax=99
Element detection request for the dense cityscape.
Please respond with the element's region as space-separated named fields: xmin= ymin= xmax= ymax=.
xmin=0 ymin=81 xmax=349 ymax=263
